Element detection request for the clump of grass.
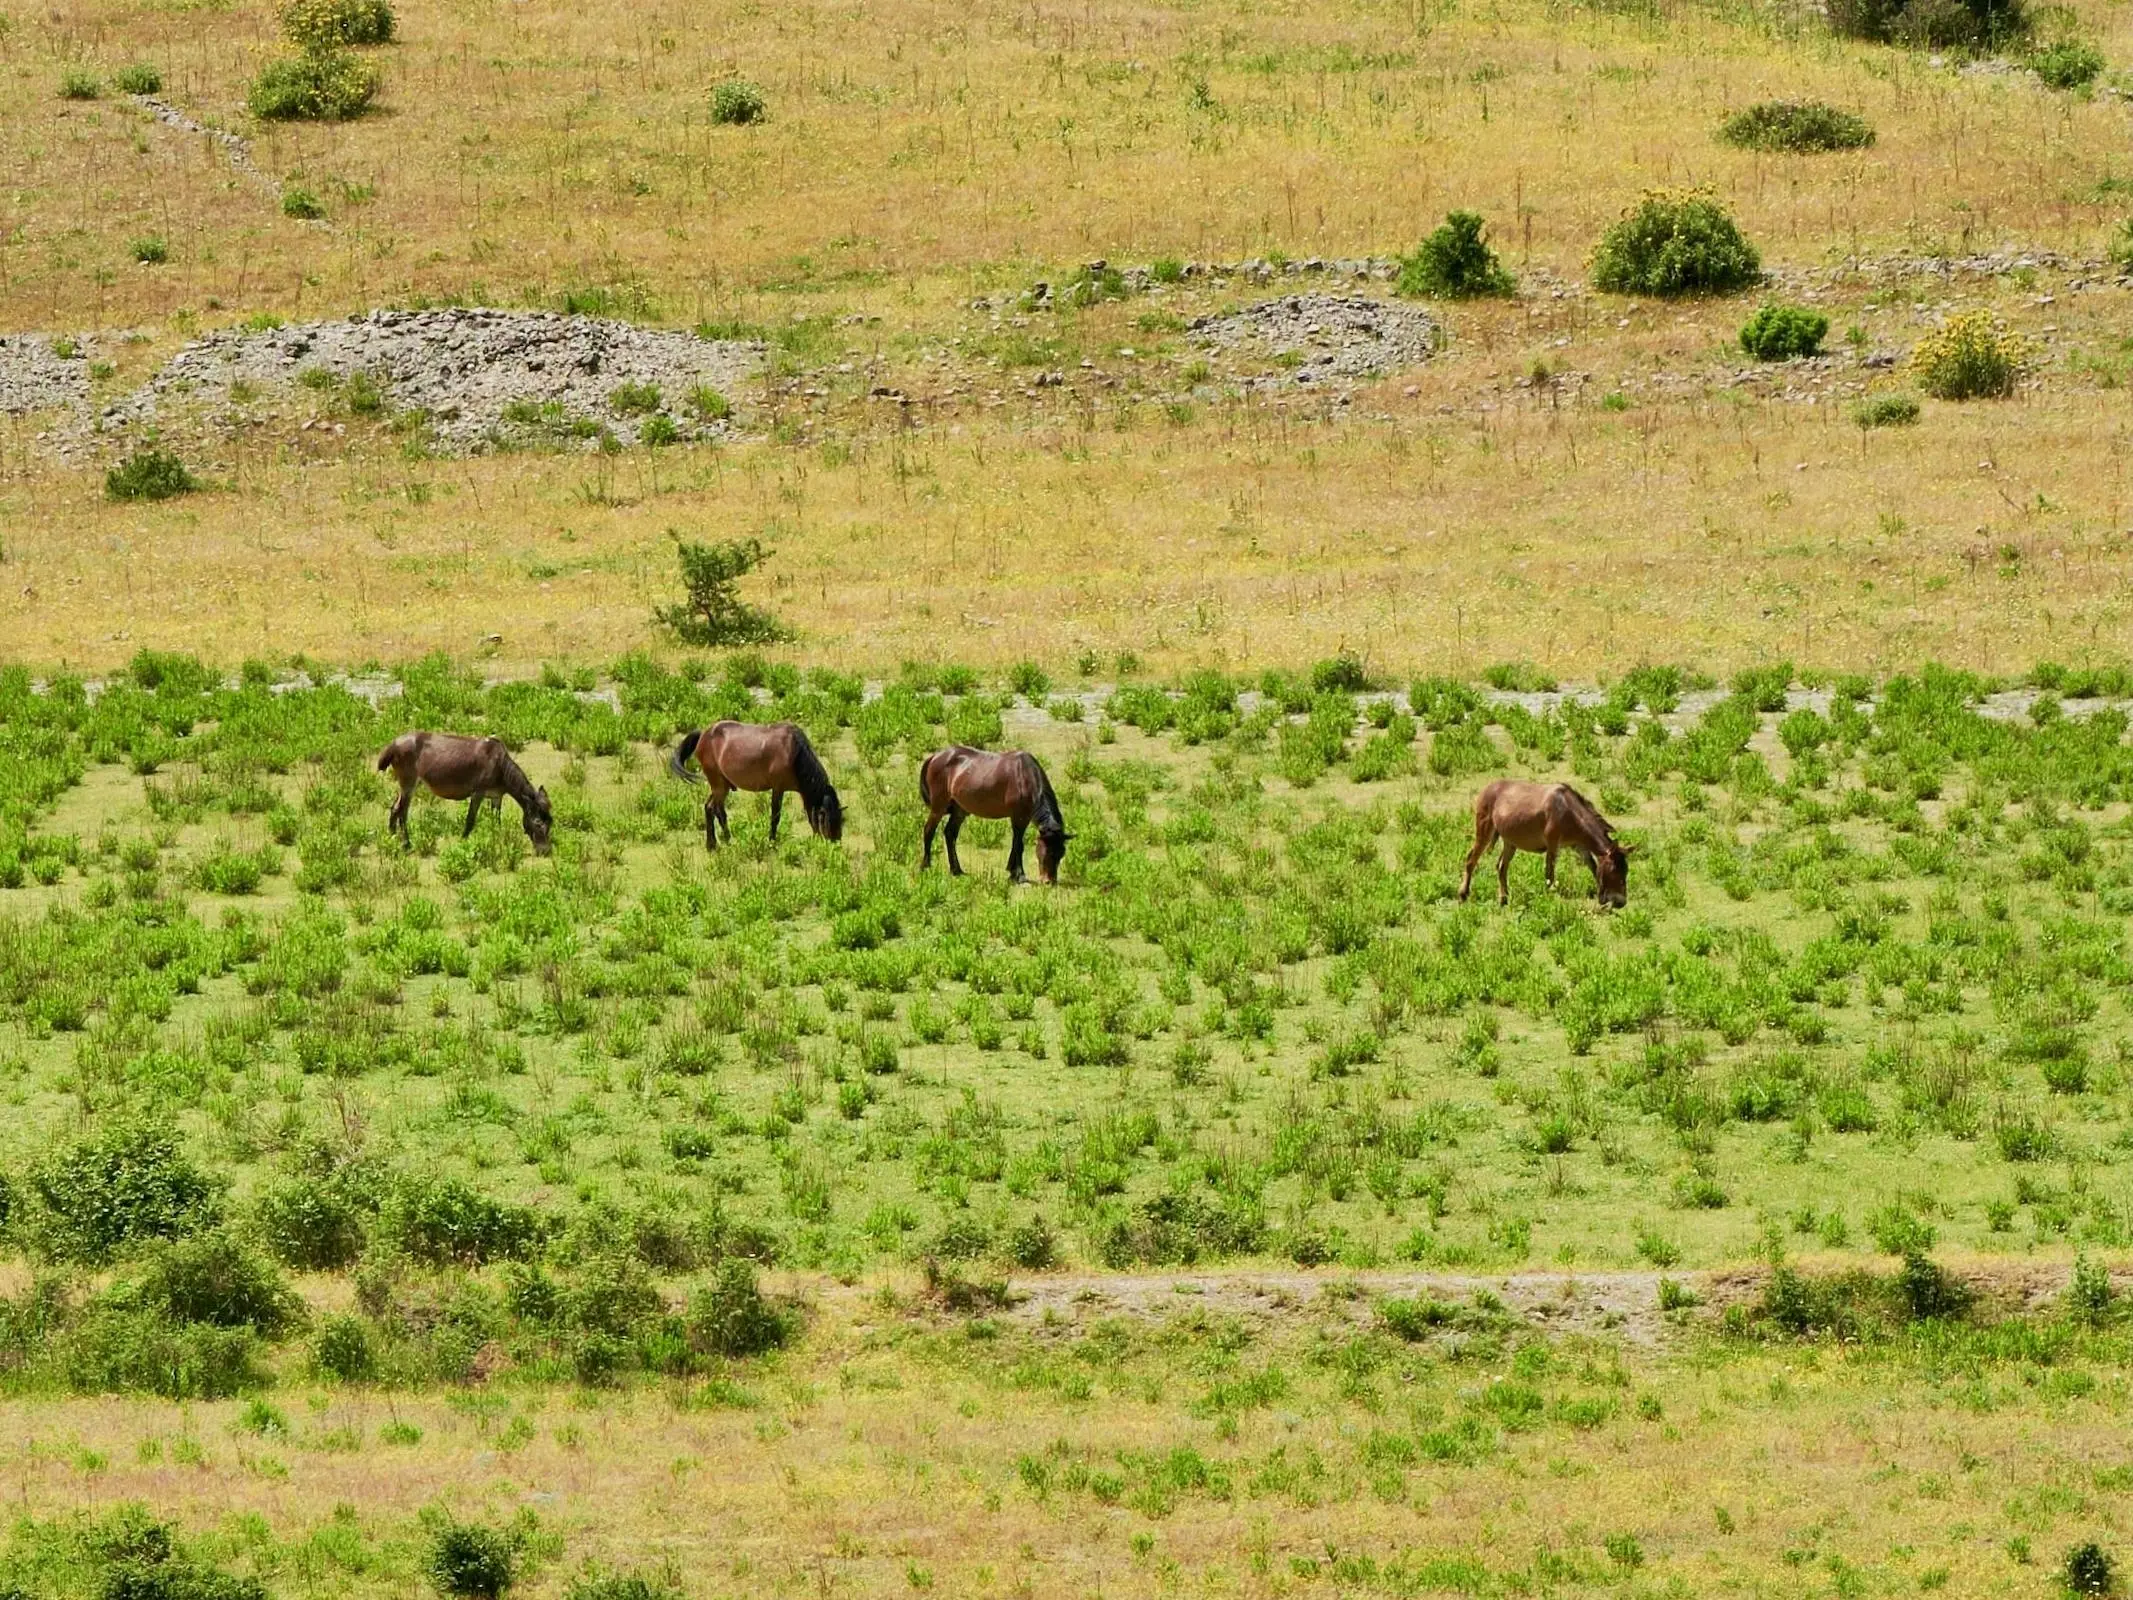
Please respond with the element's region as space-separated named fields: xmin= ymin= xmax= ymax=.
xmin=247 ymin=48 xmax=381 ymax=120
xmin=130 ymin=236 xmax=170 ymax=265
xmin=59 ymin=69 xmax=101 ymax=100
xmin=280 ymin=0 xmax=396 ymax=48
xmin=106 ymin=448 xmax=197 ymax=502
xmin=686 ymin=384 xmax=732 ymax=422
xmin=1738 ymin=303 xmax=1828 ymax=361
xmin=282 ymin=185 xmax=327 ymax=219
xmin=1829 ymin=0 xmax=2028 ymax=48
xmin=688 ymin=1259 xmax=791 ymax=1356
xmin=2063 ymin=1542 xmax=2115 ymax=1596
xmin=427 ymin=1517 xmax=519 ymax=1599
xmin=1911 ymin=311 xmax=2023 ymax=400
xmin=1851 ymin=393 xmax=1920 ymax=428
xmin=113 ymin=63 xmax=164 ymax=95
xmin=710 ymin=79 xmax=767 ymax=124
xmin=2032 ymin=40 xmax=2104 ymax=89
xmin=1718 ymin=101 xmax=1873 ymax=153
xmin=1396 ymin=210 xmax=1515 ymax=300
xmin=1592 ymin=189 xmax=1761 ymax=297
xmin=609 ymin=381 xmax=662 ymax=416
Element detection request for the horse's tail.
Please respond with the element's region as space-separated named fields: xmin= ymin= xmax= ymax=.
xmin=790 ymin=728 xmax=842 ymax=834
xmin=377 ymin=734 xmax=410 ymax=773
xmin=668 ymin=728 xmax=704 ymax=785
xmin=917 ymin=751 xmax=936 ymax=809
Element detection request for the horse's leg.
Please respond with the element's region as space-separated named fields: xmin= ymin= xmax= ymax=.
xmin=1496 ymin=841 xmax=1515 ymax=906
xmin=921 ymin=806 xmax=944 ymax=869
xmin=1007 ymin=818 xmax=1028 ymax=883
xmin=769 ymin=789 xmax=784 ymax=842
xmin=944 ymin=810 xmax=966 ymax=876
xmin=391 ymin=780 xmax=414 ymax=843
xmin=1545 ymin=847 xmax=1558 ymax=890
xmin=717 ymin=795 xmax=732 ymax=843
xmin=463 ymin=796 xmax=484 ymax=838
xmin=1459 ymin=816 xmax=1495 ymax=901
xmin=704 ymin=795 xmax=719 ymax=852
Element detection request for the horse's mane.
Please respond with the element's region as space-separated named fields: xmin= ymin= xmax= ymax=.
xmin=1025 ymin=754 xmax=1066 ymax=836
xmin=789 ymin=727 xmax=842 ymax=828
xmin=1558 ymin=784 xmax=1615 ymax=842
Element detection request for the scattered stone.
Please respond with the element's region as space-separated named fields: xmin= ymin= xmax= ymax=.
xmin=131 ymin=94 xmax=278 ymax=198
xmin=1187 ymin=294 xmax=1439 ymax=388
xmin=0 ymin=335 xmax=93 ymax=415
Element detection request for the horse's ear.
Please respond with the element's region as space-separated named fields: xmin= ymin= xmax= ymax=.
xmin=537 ymin=786 xmax=549 ymax=803
xmin=1618 ymin=842 xmax=1635 ymax=856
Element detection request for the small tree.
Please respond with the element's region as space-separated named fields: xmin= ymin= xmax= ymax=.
xmin=1592 ymin=189 xmax=1761 ymax=298
xmin=1397 ymin=210 xmax=1515 ymax=299
xmin=655 ymin=537 xmax=789 ymax=647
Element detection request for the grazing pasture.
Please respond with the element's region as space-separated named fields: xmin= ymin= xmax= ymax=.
xmin=0 ymin=651 xmax=2130 ymax=1592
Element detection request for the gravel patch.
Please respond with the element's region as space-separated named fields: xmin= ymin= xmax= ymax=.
xmin=1188 ymin=294 xmax=1440 ymax=388
xmin=92 ymin=308 xmax=763 ymax=451
xmin=0 ymin=335 xmax=94 ymax=416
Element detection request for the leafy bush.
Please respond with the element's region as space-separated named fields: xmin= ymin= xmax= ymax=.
xmin=281 ymin=185 xmax=327 ymax=219
xmin=61 ymin=1303 xmax=265 ymax=1398
xmin=59 ymin=69 xmax=101 ymax=100
xmin=137 ymin=1232 xmax=300 ymax=1331
xmin=105 ymin=448 xmax=196 ymax=502
xmin=31 ymin=1119 xmax=219 ymax=1263
xmin=1851 ymin=393 xmax=1920 ymax=429
xmin=247 ymin=49 xmax=381 ymax=120
xmin=280 ymin=0 xmax=395 ymax=47
xmin=565 ymin=1572 xmax=686 ymax=1600
xmin=1738 ymin=303 xmax=1829 ymax=360
xmin=1912 ymin=311 xmax=2023 ymax=399
xmin=313 ymin=1313 xmax=376 ymax=1379
xmin=1396 ymin=210 xmax=1515 ymax=300
xmin=2064 ymin=1542 xmax=2115 ymax=1596
xmin=654 ymin=536 xmax=788 ymax=646
xmin=608 ymin=381 xmax=662 ymax=416
xmin=385 ymin=1175 xmax=539 ymax=1264
xmin=1828 ymin=0 xmax=2027 ymax=46
xmin=1591 ymin=190 xmax=1761 ymax=297
xmin=710 ymin=80 xmax=766 ymax=124
xmin=114 ymin=63 xmax=164 ymax=95
xmin=130 ymin=235 xmax=171 ymax=265
xmin=256 ymin=1168 xmax=374 ymax=1268
xmin=427 ymin=1520 xmax=518 ymax=1599
xmin=2032 ymin=40 xmax=2105 ymax=88
xmin=687 ymin=1259 xmax=790 ymax=1357
xmin=639 ymin=414 xmax=679 ymax=446
xmin=67 ymin=1505 xmax=268 ymax=1599
xmin=1718 ymin=100 xmax=1873 ymax=152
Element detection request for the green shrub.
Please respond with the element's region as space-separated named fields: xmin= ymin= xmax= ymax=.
xmin=2064 ymin=1542 xmax=2115 ymax=1596
xmin=427 ymin=1520 xmax=518 ymax=1599
xmin=31 ymin=1119 xmax=219 ymax=1263
xmin=106 ymin=448 xmax=196 ymax=501
xmin=564 ymin=1572 xmax=686 ymax=1600
xmin=1396 ymin=210 xmax=1515 ymax=300
xmin=2033 ymin=40 xmax=2105 ymax=88
xmin=247 ymin=49 xmax=380 ymax=120
xmin=62 ymin=1304 xmax=265 ymax=1398
xmin=2068 ymin=1255 xmax=2117 ymax=1325
xmin=1851 ymin=393 xmax=1920 ymax=429
xmin=710 ymin=80 xmax=766 ymax=124
xmin=1912 ymin=311 xmax=2023 ymax=399
xmin=686 ymin=384 xmax=731 ymax=421
xmin=280 ymin=0 xmax=396 ymax=47
xmin=113 ymin=63 xmax=164 ymax=95
xmin=59 ymin=69 xmax=101 ymax=100
xmin=609 ymin=381 xmax=662 ymax=416
xmin=137 ymin=1232 xmax=300 ymax=1331
xmin=384 ymin=1175 xmax=538 ymax=1264
xmin=655 ymin=536 xmax=788 ymax=646
xmin=1591 ymin=189 xmax=1761 ymax=298
xmin=1718 ymin=100 xmax=1873 ymax=152
xmin=1828 ymin=0 xmax=2027 ymax=46
xmin=281 ymin=185 xmax=327 ymax=219
xmin=639 ymin=414 xmax=679 ymax=446
xmin=256 ymin=1169 xmax=373 ymax=1268
xmin=313 ymin=1313 xmax=376 ymax=1379
xmin=1738 ymin=303 xmax=1829 ymax=360
xmin=687 ymin=1259 xmax=790 ymax=1357
xmin=73 ymin=1505 xmax=268 ymax=1599
xmin=130 ymin=236 xmax=171 ymax=265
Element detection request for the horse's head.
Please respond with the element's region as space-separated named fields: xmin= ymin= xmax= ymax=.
xmin=524 ymin=787 xmax=554 ymax=856
xmin=810 ymin=785 xmax=846 ymax=843
xmin=1036 ymin=826 xmax=1071 ymax=885
xmin=1594 ymin=840 xmax=1632 ymax=908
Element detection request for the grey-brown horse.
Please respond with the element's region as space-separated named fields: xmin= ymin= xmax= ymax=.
xmin=378 ymin=732 xmax=553 ymax=854
xmin=1458 ymin=780 xmax=1629 ymax=907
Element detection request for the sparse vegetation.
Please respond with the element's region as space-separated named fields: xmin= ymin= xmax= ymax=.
xmin=1912 ymin=311 xmax=2024 ymax=399
xmin=710 ymin=80 xmax=766 ymax=124
xmin=1718 ymin=100 xmax=1874 ymax=152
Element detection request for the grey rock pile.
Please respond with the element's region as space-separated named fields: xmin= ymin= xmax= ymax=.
xmin=1187 ymin=295 xmax=1440 ymax=388
xmin=0 ymin=335 xmax=94 ymax=416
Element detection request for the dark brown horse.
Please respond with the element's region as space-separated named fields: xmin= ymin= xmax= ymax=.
xmin=669 ymin=721 xmax=844 ymax=849
xmin=1458 ymin=781 xmax=1630 ymax=907
xmin=378 ymin=732 xmax=553 ymax=854
xmin=918 ymin=746 xmax=1070 ymax=884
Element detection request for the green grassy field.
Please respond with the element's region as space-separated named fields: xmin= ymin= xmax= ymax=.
xmin=2 ymin=651 xmax=2133 ymax=1595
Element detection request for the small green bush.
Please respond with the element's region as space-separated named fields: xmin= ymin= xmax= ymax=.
xmin=31 ymin=1119 xmax=219 ymax=1263
xmin=710 ymin=80 xmax=766 ymax=125
xmin=247 ymin=49 xmax=380 ymax=120
xmin=565 ymin=1572 xmax=686 ymax=1600
xmin=131 ymin=236 xmax=170 ymax=265
xmin=138 ymin=1231 xmax=300 ymax=1331
xmin=280 ymin=0 xmax=396 ymax=48
xmin=687 ymin=1259 xmax=790 ymax=1357
xmin=609 ymin=380 xmax=662 ymax=416
xmin=655 ymin=536 xmax=789 ymax=647
xmin=113 ymin=63 xmax=164 ymax=95
xmin=282 ymin=185 xmax=327 ymax=219
xmin=1718 ymin=100 xmax=1873 ymax=152
xmin=59 ymin=69 xmax=101 ymax=100
xmin=1911 ymin=310 xmax=2023 ymax=400
xmin=1851 ymin=393 xmax=1920 ymax=428
xmin=2033 ymin=40 xmax=2105 ymax=89
xmin=1396 ymin=210 xmax=1515 ymax=300
xmin=1591 ymin=189 xmax=1761 ymax=297
xmin=1739 ymin=303 xmax=1829 ymax=361
xmin=106 ymin=448 xmax=197 ymax=502
xmin=427 ymin=1520 xmax=518 ymax=1599
xmin=687 ymin=384 xmax=732 ymax=421
xmin=1828 ymin=0 xmax=2028 ymax=47
xmin=313 ymin=1313 xmax=376 ymax=1379
xmin=2064 ymin=1542 xmax=2115 ymax=1596
xmin=639 ymin=414 xmax=679 ymax=446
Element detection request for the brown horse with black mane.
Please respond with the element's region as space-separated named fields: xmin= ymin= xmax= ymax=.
xmin=378 ymin=732 xmax=553 ymax=854
xmin=918 ymin=746 xmax=1070 ymax=884
xmin=1459 ymin=780 xmax=1631 ymax=907
xmin=669 ymin=721 xmax=844 ymax=849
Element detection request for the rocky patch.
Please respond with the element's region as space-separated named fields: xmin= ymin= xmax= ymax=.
xmin=0 ymin=335 xmax=94 ymax=416
xmin=1187 ymin=294 xmax=1441 ymax=388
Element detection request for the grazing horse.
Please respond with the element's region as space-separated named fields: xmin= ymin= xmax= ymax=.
xmin=1458 ymin=780 xmax=1631 ymax=907
xmin=669 ymin=721 xmax=844 ymax=849
xmin=378 ymin=732 xmax=553 ymax=854
xmin=918 ymin=746 xmax=1070 ymax=884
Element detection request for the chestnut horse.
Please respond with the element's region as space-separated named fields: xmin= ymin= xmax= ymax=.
xmin=918 ymin=746 xmax=1070 ymax=884
xmin=669 ymin=721 xmax=844 ymax=849
xmin=378 ymin=732 xmax=553 ymax=854
xmin=1458 ymin=780 xmax=1630 ymax=907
